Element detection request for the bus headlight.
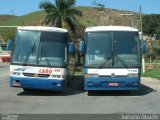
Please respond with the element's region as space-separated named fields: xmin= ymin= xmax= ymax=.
xmin=11 ymin=72 xmax=21 ymax=76
xmin=127 ymin=73 xmax=138 ymax=77
xmin=85 ymin=74 xmax=99 ymax=78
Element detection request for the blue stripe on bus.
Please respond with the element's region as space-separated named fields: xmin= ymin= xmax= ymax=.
xmin=10 ymin=76 xmax=65 ymax=91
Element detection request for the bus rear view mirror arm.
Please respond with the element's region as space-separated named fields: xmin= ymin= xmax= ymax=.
xmin=79 ymin=40 xmax=85 ymax=54
xmin=68 ymin=42 xmax=75 ymax=54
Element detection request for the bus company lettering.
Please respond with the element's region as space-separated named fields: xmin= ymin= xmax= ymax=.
xmin=39 ymin=69 xmax=52 ymax=74
xmin=128 ymin=69 xmax=138 ymax=73
xmin=39 ymin=69 xmax=61 ymax=74
xmin=54 ymin=68 xmax=61 ymax=72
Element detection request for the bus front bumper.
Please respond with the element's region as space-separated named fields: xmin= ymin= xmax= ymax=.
xmin=84 ymin=77 xmax=140 ymax=90
xmin=10 ymin=76 xmax=65 ymax=91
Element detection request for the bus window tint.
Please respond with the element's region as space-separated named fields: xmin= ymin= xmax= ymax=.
xmin=12 ymin=31 xmax=40 ymax=64
xmin=114 ymin=32 xmax=138 ymax=54
xmin=11 ymin=30 xmax=67 ymax=67
xmin=85 ymin=32 xmax=112 ymax=66
xmin=38 ymin=32 xmax=67 ymax=66
xmin=114 ymin=31 xmax=140 ymax=67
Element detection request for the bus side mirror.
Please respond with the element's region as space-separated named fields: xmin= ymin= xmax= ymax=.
xmin=79 ymin=40 xmax=84 ymax=54
xmin=141 ymin=40 xmax=147 ymax=54
xmin=6 ymin=38 xmax=12 ymax=51
xmin=68 ymin=42 xmax=75 ymax=54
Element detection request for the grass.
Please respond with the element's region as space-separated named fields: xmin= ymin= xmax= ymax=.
xmin=142 ymin=67 xmax=160 ymax=80
xmin=0 ymin=11 xmax=46 ymax=34
xmin=0 ymin=11 xmax=46 ymax=26
xmin=79 ymin=18 xmax=98 ymax=26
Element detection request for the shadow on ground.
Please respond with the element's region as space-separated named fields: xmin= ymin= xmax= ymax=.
xmin=87 ymin=84 xmax=155 ymax=96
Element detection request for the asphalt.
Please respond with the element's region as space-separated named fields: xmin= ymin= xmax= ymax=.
xmin=0 ymin=63 xmax=160 ymax=115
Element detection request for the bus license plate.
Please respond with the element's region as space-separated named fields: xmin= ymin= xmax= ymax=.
xmin=109 ymin=82 xmax=118 ymax=86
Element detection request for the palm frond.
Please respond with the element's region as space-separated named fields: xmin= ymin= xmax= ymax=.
xmin=53 ymin=16 xmax=61 ymax=27
xmin=42 ymin=13 xmax=57 ymax=25
xmin=56 ymin=0 xmax=66 ymax=10
xmin=55 ymin=0 xmax=60 ymax=9
xmin=66 ymin=0 xmax=76 ymax=8
xmin=39 ymin=1 xmax=56 ymax=13
xmin=39 ymin=0 xmax=83 ymax=36
xmin=66 ymin=16 xmax=77 ymax=34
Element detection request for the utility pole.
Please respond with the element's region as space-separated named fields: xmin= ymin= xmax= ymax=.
xmin=120 ymin=13 xmax=134 ymax=27
xmin=140 ymin=6 xmax=143 ymax=37
xmin=108 ymin=9 xmax=112 ymax=26
xmin=140 ymin=6 xmax=145 ymax=73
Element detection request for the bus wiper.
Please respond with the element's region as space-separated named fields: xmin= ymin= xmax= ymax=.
xmin=98 ymin=56 xmax=112 ymax=68
xmin=116 ymin=55 xmax=129 ymax=68
xmin=23 ymin=41 xmax=35 ymax=66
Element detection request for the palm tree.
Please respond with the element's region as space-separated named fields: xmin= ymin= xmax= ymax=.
xmin=39 ymin=0 xmax=82 ymax=34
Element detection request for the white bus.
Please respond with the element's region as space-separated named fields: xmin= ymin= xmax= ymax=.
xmin=10 ymin=26 xmax=74 ymax=91
xmin=80 ymin=26 xmax=144 ymax=91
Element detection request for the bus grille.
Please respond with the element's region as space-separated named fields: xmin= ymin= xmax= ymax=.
xmin=23 ymin=73 xmax=50 ymax=78
xmin=38 ymin=74 xmax=50 ymax=78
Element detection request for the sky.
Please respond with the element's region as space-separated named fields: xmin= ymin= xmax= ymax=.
xmin=0 ymin=0 xmax=160 ymax=16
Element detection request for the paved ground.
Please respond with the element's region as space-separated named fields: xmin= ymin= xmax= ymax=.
xmin=0 ymin=63 xmax=160 ymax=114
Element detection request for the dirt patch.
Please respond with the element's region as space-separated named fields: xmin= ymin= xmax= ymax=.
xmin=141 ymin=77 xmax=160 ymax=90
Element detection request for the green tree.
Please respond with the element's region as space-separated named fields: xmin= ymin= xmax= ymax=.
xmin=2 ymin=30 xmax=15 ymax=44
xmin=39 ymin=0 xmax=82 ymax=35
xmin=143 ymin=14 xmax=160 ymax=35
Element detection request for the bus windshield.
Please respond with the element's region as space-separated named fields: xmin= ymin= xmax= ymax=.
xmin=11 ymin=30 xmax=67 ymax=67
xmin=84 ymin=31 xmax=141 ymax=68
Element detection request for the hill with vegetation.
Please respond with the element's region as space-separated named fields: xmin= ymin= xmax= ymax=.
xmin=0 ymin=11 xmax=46 ymax=26
xmin=0 ymin=7 xmax=141 ymax=30
xmin=0 ymin=15 xmax=16 ymax=22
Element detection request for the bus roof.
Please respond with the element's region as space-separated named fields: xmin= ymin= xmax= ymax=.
xmin=85 ymin=26 xmax=138 ymax=32
xmin=17 ymin=26 xmax=68 ymax=32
